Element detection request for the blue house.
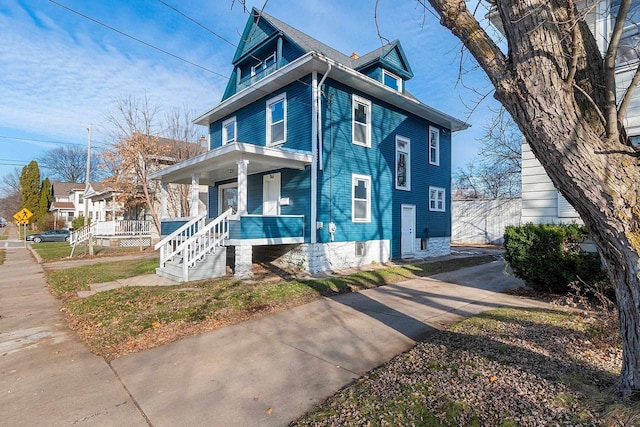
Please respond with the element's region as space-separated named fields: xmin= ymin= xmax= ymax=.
xmin=151 ymin=8 xmax=468 ymax=281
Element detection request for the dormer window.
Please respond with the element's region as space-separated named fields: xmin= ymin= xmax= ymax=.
xmin=383 ymin=70 xmax=402 ymax=92
xmin=251 ymin=52 xmax=277 ymax=77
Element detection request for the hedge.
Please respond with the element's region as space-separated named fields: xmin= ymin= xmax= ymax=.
xmin=503 ymin=223 xmax=607 ymax=294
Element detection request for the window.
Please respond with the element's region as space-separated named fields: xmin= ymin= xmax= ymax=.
xmin=395 ymin=135 xmax=411 ymax=190
xmin=352 ymin=174 xmax=371 ymax=222
xmin=251 ymin=52 xmax=277 ymax=76
xmin=68 ymin=212 xmax=74 ymax=218
xmin=429 ymin=126 xmax=440 ymax=166
xmin=222 ymin=117 xmax=237 ymax=145
xmin=429 ymin=187 xmax=445 ymax=212
xmin=266 ymin=93 xmax=286 ymax=146
xmin=219 ymin=183 xmax=238 ymax=215
xmin=355 ymin=241 xmax=367 ymax=257
xmin=352 ymin=96 xmax=371 ymax=147
xmin=383 ymin=70 xmax=402 ymax=92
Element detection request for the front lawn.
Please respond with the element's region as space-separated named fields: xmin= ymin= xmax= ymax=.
xmin=52 ymin=255 xmax=496 ymax=360
xmin=30 ymin=241 xmax=152 ymax=262
xmin=47 ymin=258 xmax=160 ymax=299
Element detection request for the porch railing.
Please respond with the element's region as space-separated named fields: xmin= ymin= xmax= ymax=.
xmin=155 ymin=212 xmax=207 ymax=268
xmin=94 ymin=220 xmax=151 ymax=236
xmin=70 ymin=222 xmax=96 ymax=245
xmin=181 ymin=208 xmax=233 ymax=281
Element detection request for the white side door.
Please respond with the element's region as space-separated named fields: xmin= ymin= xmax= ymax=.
xmin=263 ymin=173 xmax=281 ymax=215
xmin=401 ymin=204 xmax=415 ymax=258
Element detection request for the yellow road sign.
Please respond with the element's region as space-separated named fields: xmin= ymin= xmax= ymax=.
xmin=13 ymin=208 xmax=33 ymax=223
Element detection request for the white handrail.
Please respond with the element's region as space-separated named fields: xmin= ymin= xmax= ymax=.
xmin=154 ymin=212 xmax=207 ymax=250
xmin=70 ymin=222 xmax=96 ymax=245
xmin=172 ymin=209 xmax=232 ymax=282
xmin=155 ymin=212 xmax=207 ymax=267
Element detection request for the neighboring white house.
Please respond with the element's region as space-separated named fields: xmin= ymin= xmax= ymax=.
xmin=506 ymin=1 xmax=640 ymax=224
xmin=50 ymin=181 xmax=104 ymax=229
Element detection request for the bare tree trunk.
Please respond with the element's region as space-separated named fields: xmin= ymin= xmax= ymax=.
xmin=428 ymin=0 xmax=640 ymax=396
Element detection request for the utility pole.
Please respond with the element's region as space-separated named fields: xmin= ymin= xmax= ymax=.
xmin=85 ymin=125 xmax=94 ymax=255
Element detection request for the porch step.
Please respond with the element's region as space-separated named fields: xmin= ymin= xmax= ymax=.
xmin=156 ymin=246 xmax=228 ymax=282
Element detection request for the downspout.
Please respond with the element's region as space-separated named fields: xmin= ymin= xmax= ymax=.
xmin=311 ymin=71 xmax=318 ymax=245
xmin=310 ymin=63 xmax=332 ymax=246
xmin=317 ymin=63 xmax=331 ymax=172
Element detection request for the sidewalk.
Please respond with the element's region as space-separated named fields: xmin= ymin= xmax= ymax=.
xmin=0 ymin=227 xmax=149 ymax=426
xmin=0 ymin=227 xmax=551 ymax=426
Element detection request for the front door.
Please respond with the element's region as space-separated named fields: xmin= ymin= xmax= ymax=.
xmin=401 ymin=204 xmax=415 ymax=258
xmin=263 ymin=173 xmax=281 ymax=215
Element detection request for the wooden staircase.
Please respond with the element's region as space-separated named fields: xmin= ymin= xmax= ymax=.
xmin=155 ymin=209 xmax=232 ymax=282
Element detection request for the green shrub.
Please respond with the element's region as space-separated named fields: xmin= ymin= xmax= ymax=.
xmin=503 ymin=223 xmax=607 ymax=294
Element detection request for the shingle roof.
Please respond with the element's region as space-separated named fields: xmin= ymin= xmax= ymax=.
xmin=259 ymin=10 xmax=355 ymax=66
xmin=50 ymin=201 xmax=75 ymax=210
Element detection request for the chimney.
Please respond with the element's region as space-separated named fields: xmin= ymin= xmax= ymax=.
xmin=350 ymin=52 xmax=359 ymax=59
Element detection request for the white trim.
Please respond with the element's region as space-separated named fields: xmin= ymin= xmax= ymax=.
xmin=395 ymin=135 xmax=411 ymax=191
xmin=226 ymin=237 xmax=305 ymax=246
xmin=222 ymin=116 xmax=237 ymax=145
xmin=352 ymin=173 xmax=371 ymax=222
xmin=251 ymin=51 xmax=277 ymax=76
xmin=311 ymin=71 xmax=318 ymax=244
xmin=429 ymin=126 xmax=440 ymax=166
xmin=352 ymin=95 xmax=372 ymax=148
xmin=401 ymin=204 xmax=416 ymax=258
xmin=382 ymin=69 xmax=402 ymax=92
xmin=218 ymin=182 xmax=238 ymax=216
xmin=429 ymin=186 xmax=446 ymax=212
xmin=262 ymin=172 xmax=281 ymax=216
xmin=148 ymin=142 xmax=312 ymax=184
xmin=266 ymin=93 xmax=287 ymax=146
xmin=194 ymin=52 xmax=468 ymax=132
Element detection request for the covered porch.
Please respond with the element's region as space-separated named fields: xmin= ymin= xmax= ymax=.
xmin=150 ymin=142 xmax=313 ymax=279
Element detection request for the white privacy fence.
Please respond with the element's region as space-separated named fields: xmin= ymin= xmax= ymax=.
xmin=452 ymin=198 xmax=521 ymax=245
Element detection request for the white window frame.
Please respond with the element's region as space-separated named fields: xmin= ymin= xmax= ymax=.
xmin=395 ymin=135 xmax=411 ymax=191
xmin=222 ymin=116 xmax=237 ymax=145
xmin=429 ymin=126 xmax=440 ymax=166
xmin=251 ymin=52 xmax=277 ymax=76
xmin=352 ymin=95 xmax=372 ymax=148
xmin=352 ymin=174 xmax=371 ymax=223
xmin=218 ymin=182 xmax=238 ymax=217
xmin=383 ymin=69 xmax=402 ymax=92
xmin=266 ymin=93 xmax=287 ymax=146
xmin=429 ymin=186 xmax=446 ymax=212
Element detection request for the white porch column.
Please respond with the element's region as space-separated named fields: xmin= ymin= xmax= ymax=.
xmin=237 ymin=159 xmax=249 ymax=215
xmin=190 ymin=173 xmax=200 ymax=217
xmin=160 ymin=182 xmax=168 ymax=219
xmin=235 ymin=158 xmax=253 ymax=279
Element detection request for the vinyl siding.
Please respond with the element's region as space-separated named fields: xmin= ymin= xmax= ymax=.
xmin=521 ymin=141 xmax=581 ymax=224
xmin=316 ymin=79 xmax=451 ymax=258
xmin=209 ymin=79 xmax=312 ymax=151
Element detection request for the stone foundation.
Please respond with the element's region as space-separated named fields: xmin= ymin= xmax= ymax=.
xmin=413 ymin=236 xmax=451 ymax=258
xmin=269 ymin=240 xmax=391 ymax=274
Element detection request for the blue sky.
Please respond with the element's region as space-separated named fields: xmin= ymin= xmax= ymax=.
xmin=0 ymin=0 xmax=503 ymax=183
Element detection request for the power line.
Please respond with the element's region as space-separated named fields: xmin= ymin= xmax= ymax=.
xmin=48 ymin=0 xmax=230 ymax=80
xmin=157 ymin=0 xmax=237 ymax=48
xmin=0 ymin=135 xmax=107 ymax=148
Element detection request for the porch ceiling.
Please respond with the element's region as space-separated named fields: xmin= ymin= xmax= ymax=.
xmin=148 ymin=142 xmax=313 ymax=185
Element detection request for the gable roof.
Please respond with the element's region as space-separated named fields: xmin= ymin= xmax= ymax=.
xmin=51 ymin=181 xmax=84 ymax=198
xmin=257 ymin=9 xmax=412 ymax=78
xmin=201 ymin=9 xmax=469 ymax=132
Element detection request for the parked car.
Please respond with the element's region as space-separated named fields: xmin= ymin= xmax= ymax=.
xmin=26 ymin=229 xmax=70 ymax=243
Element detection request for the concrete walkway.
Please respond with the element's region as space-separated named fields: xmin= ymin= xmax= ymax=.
xmin=0 ymin=226 xmax=552 ymax=426
xmin=0 ymin=228 xmax=148 ymax=426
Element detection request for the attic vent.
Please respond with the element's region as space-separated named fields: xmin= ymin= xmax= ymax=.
xmin=350 ymin=52 xmax=360 ymax=59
